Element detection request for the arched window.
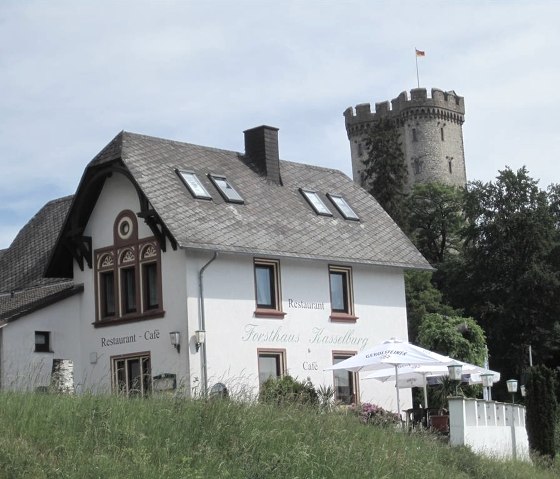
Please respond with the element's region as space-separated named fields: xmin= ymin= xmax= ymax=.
xmin=94 ymin=210 xmax=163 ymax=325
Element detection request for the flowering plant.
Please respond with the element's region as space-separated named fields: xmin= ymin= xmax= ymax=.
xmin=353 ymin=402 xmax=401 ymax=427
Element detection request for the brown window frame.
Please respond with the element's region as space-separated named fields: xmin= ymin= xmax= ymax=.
xmin=94 ymin=210 xmax=164 ymax=327
xmin=257 ymin=348 xmax=287 ymax=387
xmin=99 ymin=269 xmax=116 ymax=319
xmin=254 ymin=258 xmax=285 ymax=318
xmin=111 ymin=351 xmax=152 ymax=397
xmin=332 ymin=351 xmax=359 ymax=405
xmin=328 ymin=265 xmax=358 ymax=322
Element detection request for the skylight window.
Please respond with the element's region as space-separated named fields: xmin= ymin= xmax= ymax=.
xmin=208 ymin=174 xmax=244 ymax=204
xmin=177 ymin=170 xmax=212 ymax=200
xmin=300 ymin=189 xmax=332 ymax=216
xmin=328 ymin=194 xmax=360 ymax=221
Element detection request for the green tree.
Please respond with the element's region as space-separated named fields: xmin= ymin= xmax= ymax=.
xmin=362 ymin=117 xmax=408 ymax=226
xmin=417 ymin=313 xmax=487 ymax=367
xmin=417 ymin=313 xmax=487 ymax=409
xmin=405 ymin=270 xmax=459 ymax=344
xmin=442 ymin=167 xmax=560 ymax=394
xmin=525 ymin=365 xmax=558 ymax=458
xmin=406 ymin=182 xmax=465 ymax=266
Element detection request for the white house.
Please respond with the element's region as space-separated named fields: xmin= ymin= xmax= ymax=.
xmin=0 ymin=126 xmax=430 ymax=410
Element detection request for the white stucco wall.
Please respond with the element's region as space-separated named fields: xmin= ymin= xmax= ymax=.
xmin=1 ymin=294 xmax=81 ymax=391
xmin=71 ymin=172 xmax=190 ymax=393
xmin=188 ymin=251 xmax=411 ymax=411
xmin=2 ymin=171 xmax=413 ymax=414
xmin=449 ymin=398 xmax=530 ymax=461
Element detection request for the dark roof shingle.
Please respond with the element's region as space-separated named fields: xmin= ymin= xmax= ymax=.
xmin=0 ymin=196 xmax=73 ymax=293
xmin=119 ymin=132 xmax=429 ymax=269
xmin=0 ymin=282 xmax=83 ymax=323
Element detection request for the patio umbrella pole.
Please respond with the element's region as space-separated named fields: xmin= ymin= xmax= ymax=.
xmin=394 ymin=364 xmax=401 ymax=420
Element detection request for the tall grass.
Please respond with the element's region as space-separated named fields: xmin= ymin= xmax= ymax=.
xmin=0 ymin=392 xmax=558 ymax=478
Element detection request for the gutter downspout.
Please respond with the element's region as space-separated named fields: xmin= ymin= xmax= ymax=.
xmin=198 ymin=252 xmax=217 ymax=397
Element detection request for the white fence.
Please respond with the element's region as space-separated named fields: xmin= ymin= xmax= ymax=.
xmin=448 ymin=397 xmax=530 ymax=461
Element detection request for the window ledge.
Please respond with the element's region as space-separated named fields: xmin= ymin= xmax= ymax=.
xmin=329 ymin=312 xmax=358 ymax=323
xmin=34 ymin=350 xmax=53 ymax=354
xmin=94 ymin=310 xmax=165 ymax=328
xmin=254 ymin=309 xmax=286 ymax=319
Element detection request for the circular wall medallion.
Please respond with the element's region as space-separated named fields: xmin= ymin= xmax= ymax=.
xmin=117 ymin=216 xmax=134 ymax=240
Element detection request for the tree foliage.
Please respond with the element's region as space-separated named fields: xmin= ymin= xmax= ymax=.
xmin=417 ymin=313 xmax=487 ymax=367
xmin=362 ymin=117 xmax=408 ymax=226
xmin=406 ymin=182 xmax=465 ymax=266
xmin=405 ymin=270 xmax=459 ymax=344
xmin=525 ymin=365 xmax=558 ymax=458
xmin=416 ymin=313 xmax=487 ymax=409
xmin=440 ymin=167 xmax=560 ymax=391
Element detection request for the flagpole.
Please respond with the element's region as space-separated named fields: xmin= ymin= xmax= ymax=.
xmin=415 ymin=48 xmax=420 ymax=88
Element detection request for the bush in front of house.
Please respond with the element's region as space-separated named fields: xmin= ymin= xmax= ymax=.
xmin=259 ymin=375 xmax=319 ymax=407
xmin=353 ymin=402 xmax=401 ymax=427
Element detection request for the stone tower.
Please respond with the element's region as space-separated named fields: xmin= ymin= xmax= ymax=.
xmin=344 ymin=88 xmax=467 ymax=190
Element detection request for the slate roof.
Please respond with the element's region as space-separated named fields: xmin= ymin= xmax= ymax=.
xmin=0 ymin=196 xmax=83 ymax=322
xmin=0 ymin=196 xmax=73 ymax=293
xmin=76 ymin=131 xmax=430 ymax=269
xmin=0 ymin=282 xmax=83 ymax=323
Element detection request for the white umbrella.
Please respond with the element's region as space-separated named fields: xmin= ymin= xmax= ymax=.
xmin=364 ymin=361 xmax=500 ymax=408
xmin=325 ymin=338 xmax=452 ymax=418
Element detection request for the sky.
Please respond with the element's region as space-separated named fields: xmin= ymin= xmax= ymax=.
xmin=1 ymin=0 xmax=559 ymax=249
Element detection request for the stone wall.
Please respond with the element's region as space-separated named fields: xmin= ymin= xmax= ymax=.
xmin=345 ymin=88 xmax=467 ymax=191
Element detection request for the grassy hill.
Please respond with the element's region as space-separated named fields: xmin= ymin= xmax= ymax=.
xmin=0 ymin=392 xmax=558 ymax=478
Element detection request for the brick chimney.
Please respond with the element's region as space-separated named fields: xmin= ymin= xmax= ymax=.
xmin=243 ymin=125 xmax=281 ymax=185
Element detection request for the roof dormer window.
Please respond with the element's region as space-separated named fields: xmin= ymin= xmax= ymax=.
xmin=327 ymin=194 xmax=360 ymax=221
xmin=209 ymin=174 xmax=244 ymax=204
xmin=177 ymin=170 xmax=212 ymax=200
xmin=300 ymin=189 xmax=332 ymax=216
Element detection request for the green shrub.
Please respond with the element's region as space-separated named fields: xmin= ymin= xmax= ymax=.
xmin=259 ymin=375 xmax=318 ymax=407
xmin=526 ymin=365 xmax=558 ymax=458
xmin=353 ymin=402 xmax=401 ymax=427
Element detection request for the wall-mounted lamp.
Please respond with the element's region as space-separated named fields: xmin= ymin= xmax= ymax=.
xmin=195 ymin=330 xmax=206 ymax=352
xmin=169 ymin=331 xmax=181 ymax=353
xmin=506 ymin=379 xmax=518 ymax=404
xmin=520 ymin=385 xmax=526 ymax=397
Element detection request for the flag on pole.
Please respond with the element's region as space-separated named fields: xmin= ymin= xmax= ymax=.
xmin=415 ymin=49 xmax=425 ymax=57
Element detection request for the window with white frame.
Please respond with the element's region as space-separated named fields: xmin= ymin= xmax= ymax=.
xmin=177 ymin=170 xmax=213 ymax=200
xmin=300 ymin=189 xmax=333 ymax=216
xmin=208 ymin=174 xmax=244 ymax=203
xmin=327 ymin=194 xmax=359 ymax=221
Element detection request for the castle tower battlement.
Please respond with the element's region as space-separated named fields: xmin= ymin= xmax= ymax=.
xmin=344 ymin=87 xmax=467 ymax=191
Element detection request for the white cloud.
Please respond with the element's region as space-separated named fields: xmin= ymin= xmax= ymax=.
xmin=1 ymin=0 xmax=560 ymax=247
